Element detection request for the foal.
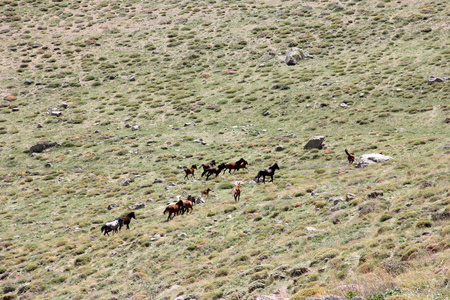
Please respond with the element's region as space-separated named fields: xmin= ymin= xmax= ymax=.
xmin=232 ymin=182 xmax=241 ymax=202
xmin=201 ymin=188 xmax=212 ymax=198
xmin=184 ymin=165 xmax=197 ymax=180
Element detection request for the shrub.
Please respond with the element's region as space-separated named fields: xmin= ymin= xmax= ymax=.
xmin=218 ymin=181 xmax=234 ymax=189
xmin=290 ymin=287 xmax=331 ymax=300
xmin=74 ymin=255 xmax=91 ymax=266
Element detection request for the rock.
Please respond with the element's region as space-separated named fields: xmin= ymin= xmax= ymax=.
xmin=0 ymin=272 xmax=10 ymax=280
xmin=355 ymin=153 xmax=393 ymax=168
xmin=4 ymin=95 xmax=16 ymax=101
xmin=24 ymin=80 xmax=34 ymax=85
xmin=130 ymin=75 xmax=136 ymax=81
xmin=304 ymin=136 xmax=325 ymax=150
xmin=275 ymin=145 xmax=284 ymax=151
xmin=305 ymin=296 xmax=350 ymax=300
xmin=44 ymin=162 xmax=53 ymax=168
xmin=329 ymin=197 xmax=344 ymax=205
xmin=367 ymin=190 xmax=383 ymax=198
xmin=132 ymin=125 xmax=140 ymax=131
xmin=346 ymin=193 xmax=356 ymax=201
xmin=51 ymin=111 xmax=62 ymax=116
xmin=107 ymin=203 xmax=119 ymax=210
xmin=29 ymin=141 xmax=60 ymax=155
xmin=121 ymin=178 xmax=133 ymax=186
xmin=17 ymin=283 xmax=31 ymax=294
xmin=58 ymin=103 xmax=68 ymax=109
xmin=262 ymin=110 xmax=270 ymax=116
xmin=285 ymin=47 xmax=305 ymax=65
xmin=153 ymin=178 xmax=164 ymax=184
xmin=129 ymin=201 xmax=146 ymax=210
xmin=428 ymin=76 xmax=444 ymax=85
xmin=339 ymin=103 xmax=347 ymax=108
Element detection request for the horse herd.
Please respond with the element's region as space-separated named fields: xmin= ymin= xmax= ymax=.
xmin=101 ymin=159 xmax=281 ymax=234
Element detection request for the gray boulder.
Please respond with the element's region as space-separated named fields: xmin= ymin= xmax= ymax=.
xmin=129 ymin=201 xmax=146 ymax=210
xmin=304 ymin=136 xmax=325 ymax=149
xmin=355 ymin=153 xmax=393 ymax=168
xmin=29 ymin=141 xmax=60 ymax=155
xmin=285 ymin=47 xmax=305 ymax=65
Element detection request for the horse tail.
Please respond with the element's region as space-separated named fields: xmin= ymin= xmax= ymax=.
xmin=163 ymin=206 xmax=169 ymax=214
xmin=101 ymin=225 xmax=106 ymax=233
xmin=345 ymin=149 xmax=350 ymax=156
xmin=254 ymin=170 xmax=262 ymax=181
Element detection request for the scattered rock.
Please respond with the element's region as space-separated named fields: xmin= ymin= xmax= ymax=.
xmin=428 ymin=76 xmax=444 ymax=85
xmin=285 ymin=47 xmax=305 ymax=65
xmin=44 ymin=162 xmax=53 ymax=168
xmin=304 ymin=136 xmax=325 ymax=150
xmin=129 ymin=75 xmax=136 ymax=81
xmin=329 ymin=197 xmax=344 ymax=205
xmin=132 ymin=125 xmax=140 ymax=131
xmin=107 ymin=203 xmax=119 ymax=210
xmin=129 ymin=201 xmax=146 ymax=210
xmin=24 ymin=80 xmax=34 ymax=85
xmin=51 ymin=111 xmax=62 ymax=117
xmin=58 ymin=103 xmax=68 ymax=109
xmin=262 ymin=110 xmax=270 ymax=116
xmin=355 ymin=153 xmax=393 ymax=168
xmin=367 ymin=190 xmax=384 ymax=198
xmin=17 ymin=283 xmax=31 ymax=294
xmin=153 ymin=178 xmax=164 ymax=184
xmin=346 ymin=193 xmax=356 ymax=201
xmin=121 ymin=178 xmax=133 ymax=186
xmin=4 ymin=95 xmax=16 ymax=101
xmin=29 ymin=140 xmax=60 ymax=155
xmin=0 ymin=272 xmax=10 ymax=280
xmin=275 ymin=145 xmax=284 ymax=151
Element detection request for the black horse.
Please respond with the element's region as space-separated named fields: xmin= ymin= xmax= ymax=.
xmin=204 ymin=163 xmax=226 ymax=180
xmin=254 ymin=163 xmax=280 ymax=183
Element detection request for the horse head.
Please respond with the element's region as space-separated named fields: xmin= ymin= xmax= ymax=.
xmin=128 ymin=212 xmax=136 ymax=219
xmin=218 ymin=163 xmax=226 ymax=170
xmin=271 ymin=163 xmax=280 ymax=170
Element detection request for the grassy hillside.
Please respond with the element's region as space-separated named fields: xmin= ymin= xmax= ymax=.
xmin=0 ymin=0 xmax=449 ymax=299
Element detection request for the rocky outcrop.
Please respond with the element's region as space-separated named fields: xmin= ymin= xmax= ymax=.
xmin=285 ymin=47 xmax=305 ymax=65
xmin=355 ymin=153 xmax=393 ymax=168
xmin=304 ymin=136 xmax=325 ymax=150
xmin=29 ymin=141 xmax=60 ymax=155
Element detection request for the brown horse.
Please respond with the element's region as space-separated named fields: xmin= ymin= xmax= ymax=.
xmin=204 ymin=163 xmax=226 ymax=180
xmin=180 ymin=195 xmax=195 ymax=215
xmin=184 ymin=165 xmax=197 ymax=180
xmin=200 ymin=160 xmax=216 ymax=177
xmin=223 ymin=158 xmax=248 ymax=174
xmin=163 ymin=199 xmax=184 ymax=221
xmin=345 ymin=149 xmax=355 ymax=164
xmin=201 ymin=188 xmax=212 ymax=198
xmin=116 ymin=212 xmax=136 ymax=231
xmin=254 ymin=163 xmax=280 ymax=183
xmin=232 ymin=182 xmax=241 ymax=202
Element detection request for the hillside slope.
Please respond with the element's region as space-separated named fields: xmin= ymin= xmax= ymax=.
xmin=0 ymin=0 xmax=449 ymax=299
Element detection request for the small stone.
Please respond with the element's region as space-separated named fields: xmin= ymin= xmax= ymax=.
xmin=275 ymin=145 xmax=284 ymax=151
xmin=262 ymin=110 xmax=270 ymax=116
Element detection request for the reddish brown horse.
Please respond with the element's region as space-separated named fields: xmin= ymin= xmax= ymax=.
xmin=163 ymin=199 xmax=184 ymax=221
xmin=180 ymin=195 xmax=195 ymax=215
xmin=254 ymin=163 xmax=280 ymax=183
xmin=232 ymin=182 xmax=241 ymax=202
xmin=184 ymin=165 xmax=197 ymax=180
xmin=201 ymin=188 xmax=212 ymax=198
xmin=223 ymin=158 xmax=248 ymax=174
xmin=116 ymin=212 xmax=136 ymax=231
xmin=204 ymin=163 xmax=226 ymax=180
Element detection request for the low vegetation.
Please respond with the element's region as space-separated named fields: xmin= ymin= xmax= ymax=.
xmin=0 ymin=0 xmax=448 ymax=299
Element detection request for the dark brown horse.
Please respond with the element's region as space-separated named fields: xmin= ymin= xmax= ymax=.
xmin=200 ymin=160 xmax=216 ymax=177
xmin=223 ymin=158 xmax=248 ymax=174
xmin=204 ymin=163 xmax=226 ymax=180
xmin=180 ymin=195 xmax=195 ymax=215
xmin=163 ymin=199 xmax=184 ymax=221
xmin=254 ymin=163 xmax=280 ymax=183
xmin=345 ymin=149 xmax=355 ymax=165
xmin=183 ymin=165 xmax=197 ymax=180
xmin=232 ymin=182 xmax=241 ymax=202
xmin=116 ymin=212 xmax=136 ymax=231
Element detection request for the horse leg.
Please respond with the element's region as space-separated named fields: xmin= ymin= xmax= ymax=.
xmin=262 ymin=175 xmax=266 ymax=184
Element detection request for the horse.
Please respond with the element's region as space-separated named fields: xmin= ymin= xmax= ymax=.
xmin=201 ymin=188 xmax=212 ymax=198
xmin=183 ymin=165 xmax=197 ymax=180
xmin=223 ymin=158 xmax=248 ymax=174
xmin=254 ymin=163 xmax=280 ymax=183
xmin=204 ymin=163 xmax=226 ymax=180
xmin=116 ymin=212 xmax=136 ymax=231
xmin=232 ymin=182 xmax=241 ymax=202
xmin=163 ymin=199 xmax=184 ymax=221
xmin=345 ymin=149 xmax=355 ymax=164
xmin=200 ymin=160 xmax=216 ymax=177
xmin=101 ymin=219 xmax=121 ymax=236
xmin=180 ymin=195 xmax=195 ymax=215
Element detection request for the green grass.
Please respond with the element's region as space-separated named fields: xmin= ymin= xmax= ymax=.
xmin=0 ymin=0 xmax=449 ymax=299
